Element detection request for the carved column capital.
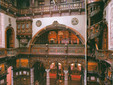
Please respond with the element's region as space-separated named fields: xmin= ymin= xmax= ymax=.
xmin=45 ymin=69 xmax=50 ymax=85
xmin=64 ymin=70 xmax=68 ymax=74
xmin=64 ymin=70 xmax=68 ymax=81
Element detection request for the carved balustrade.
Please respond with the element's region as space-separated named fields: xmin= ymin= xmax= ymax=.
xmin=88 ymin=4 xmax=101 ymax=17
xmin=31 ymin=44 xmax=85 ymax=56
xmin=6 ymin=48 xmax=17 ymax=57
xmin=20 ymin=2 xmax=84 ymax=15
xmin=0 ymin=44 xmax=85 ymax=57
xmin=0 ymin=48 xmax=6 ymax=57
xmin=92 ymin=49 xmax=113 ymax=61
xmin=88 ymin=20 xmax=103 ymax=39
xmin=0 ymin=0 xmax=18 ymax=13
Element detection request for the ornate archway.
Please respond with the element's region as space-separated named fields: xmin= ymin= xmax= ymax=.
xmin=5 ymin=26 xmax=15 ymax=48
xmin=30 ymin=21 xmax=85 ymax=46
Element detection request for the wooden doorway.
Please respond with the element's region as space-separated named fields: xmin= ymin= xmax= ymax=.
xmin=5 ymin=27 xmax=15 ymax=48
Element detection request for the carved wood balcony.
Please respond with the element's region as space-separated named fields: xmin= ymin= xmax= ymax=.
xmin=88 ymin=0 xmax=102 ymax=4
xmin=0 ymin=48 xmax=6 ymax=58
xmin=31 ymin=44 xmax=85 ymax=56
xmin=89 ymin=8 xmax=101 ymax=17
xmin=88 ymin=48 xmax=113 ymax=63
xmin=19 ymin=2 xmax=84 ymax=15
xmin=0 ymin=0 xmax=85 ymax=17
xmin=0 ymin=0 xmax=18 ymax=14
xmin=0 ymin=44 xmax=85 ymax=58
xmin=87 ymin=1 xmax=102 ymax=17
xmin=88 ymin=21 xmax=103 ymax=39
xmin=95 ymin=50 xmax=113 ymax=61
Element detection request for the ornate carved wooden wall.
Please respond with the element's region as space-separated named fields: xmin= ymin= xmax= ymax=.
xmin=35 ymin=30 xmax=81 ymax=44
xmin=102 ymin=25 xmax=108 ymax=50
xmin=16 ymin=19 xmax=32 ymax=46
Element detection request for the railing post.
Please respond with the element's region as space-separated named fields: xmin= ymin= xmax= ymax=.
xmin=64 ymin=70 xmax=68 ymax=85
xmin=45 ymin=69 xmax=50 ymax=85
xmin=65 ymin=44 xmax=68 ymax=54
xmin=46 ymin=44 xmax=48 ymax=54
xmin=30 ymin=68 xmax=34 ymax=85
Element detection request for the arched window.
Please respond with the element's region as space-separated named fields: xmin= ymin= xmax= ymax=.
xmin=5 ymin=27 xmax=15 ymax=48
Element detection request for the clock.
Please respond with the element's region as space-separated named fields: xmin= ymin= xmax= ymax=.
xmin=36 ymin=20 xmax=42 ymax=27
xmin=71 ymin=18 xmax=79 ymax=25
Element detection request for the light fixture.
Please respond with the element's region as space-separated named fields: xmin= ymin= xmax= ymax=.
xmin=58 ymin=63 xmax=61 ymax=65
xmin=71 ymin=63 xmax=74 ymax=66
xmin=78 ymin=63 xmax=81 ymax=66
xmin=52 ymin=63 xmax=55 ymax=65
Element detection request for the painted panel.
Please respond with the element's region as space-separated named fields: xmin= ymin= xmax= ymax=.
xmin=88 ymin=62 xmax=98 ymax=72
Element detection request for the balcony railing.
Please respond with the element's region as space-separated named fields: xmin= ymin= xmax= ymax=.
xmin=0 ymin=0 xmax=85 ymax=16
xmin=31 ymin=44 xmax=85 ymax=56
xmin=95 ymin=50 xmax=113 ymax=60
xmin=88 ymin=20 xmax=103 ymax=39
xmin=20 ymin=2 xmax=84 ymax=15
xmin=0 ymin=48 xmax=6 ymax=57
xmin=88 ymin=5 xmax=101 ymax=17
xmin=0 ymin=44 xmax=85 ymax=58
xmin=0 ymin=0 xmax=18 ymax=13
xmin=88 ymin=48 xmax=113 ymax=62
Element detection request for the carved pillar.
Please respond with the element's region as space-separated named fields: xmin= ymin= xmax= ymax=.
xmin=64 ymin=70 xmax=68 ymax=85
xmin=30 ymin=68 xmax=34 ymax=85
xmin=64 ymin=80 xmax=68 ymax=85
xmin=11 ymin=66 xmax=13 ymax=85
xmin=45 ymin=69 xmax=50 ymax=85
xmin=64 ymin=70 xmax=68 ymax=81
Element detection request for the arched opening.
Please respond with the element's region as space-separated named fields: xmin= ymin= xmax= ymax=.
xmin=30 ymin=22 xmax=85 ymax=45
xmin=69 ymin=63 xmax=82 ymax=81
xmin=49 ymin=62 xmax=65 ymax=84
xmin=5 ymin=27 xmax=15 ymax=48
xmin=33 ymin=62 xmax=45 ymax=85
xmin=32 ymin=30 xmax=83 ymax=45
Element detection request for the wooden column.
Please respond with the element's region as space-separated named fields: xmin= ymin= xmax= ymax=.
xmin=45 ymin=69 xmax=50 ymax=85
xmin=30 ymin=68 xmax=34 ymax=85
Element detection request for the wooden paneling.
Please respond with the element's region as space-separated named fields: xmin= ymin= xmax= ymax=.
xmin=0 ymin=64 xmax=5 ymax=75
xmin=48 ymin=31 xmax=57 ymax=44
xmin=16 ymin=59 xmax=19 ymax=68
xmin=20 ymin=59 xmax=29 ymax=68
xmin=16 ymin=59 xmax=29 ymax=68
xmin=88 ymin=62 xmax=98 ymax=72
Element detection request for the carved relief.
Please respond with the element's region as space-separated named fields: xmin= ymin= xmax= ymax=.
xmin=36 ymin=20 xmax=42 ymax=27
xmin=16 ymin=19 xmax=32 ymax=46
xmin=71 ymin=18 xmax=79 ymax=25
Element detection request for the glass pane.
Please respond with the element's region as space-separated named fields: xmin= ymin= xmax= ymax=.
xmin=22 ymin=24 xmax=25 ymax=29
xmin=26 ymin=23 xmax=29 ymax=28
xmin=18 ymin=24 xmax=21 ymax=29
